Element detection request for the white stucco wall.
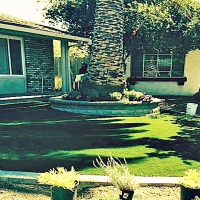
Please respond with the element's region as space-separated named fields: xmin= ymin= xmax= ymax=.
xmin=130 ymin=50 xmax=200 ymax=96
xmin=183 ymin=50 xmax=200 ymax=95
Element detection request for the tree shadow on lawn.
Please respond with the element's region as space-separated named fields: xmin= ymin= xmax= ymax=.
xmin=145 ymin=116 xmax=200 ymax=164
xmin=0 ymin=102 xmax=199 ymax=172
xmin=0 ymin=102 xmax=149 ymax=172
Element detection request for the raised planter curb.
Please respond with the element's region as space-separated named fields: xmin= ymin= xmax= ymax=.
xmin=0 ymin=170 xmax=180 ymax=187
xmin=49 ymin=96 xmax=159 ymax=116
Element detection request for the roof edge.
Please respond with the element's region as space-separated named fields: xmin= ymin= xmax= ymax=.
xmin=0 ymin=23 xmax=91 ymax=43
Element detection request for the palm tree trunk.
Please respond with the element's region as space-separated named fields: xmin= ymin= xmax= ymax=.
xmin=86 ymin=0 xmax=126 ymax=99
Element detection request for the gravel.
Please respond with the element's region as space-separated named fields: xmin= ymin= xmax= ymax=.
xmin=0 ymin=183 xmax=181 ymax=200
xmin=77 ymin=185 xmax=180 ymax=200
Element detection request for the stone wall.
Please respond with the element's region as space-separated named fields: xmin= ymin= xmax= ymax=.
xmin=24 ymin=37 xmax=54 ymax=93
xmin=50 ymin=97 xmax=159 ymax=116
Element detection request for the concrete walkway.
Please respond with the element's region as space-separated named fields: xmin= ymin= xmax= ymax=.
xmin=0 ymin=93 xmax=61 ymax=105
xmin=0 ymin=170 xmax=180 ymax=187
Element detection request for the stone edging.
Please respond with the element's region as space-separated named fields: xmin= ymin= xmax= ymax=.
xmin=49 ymin=96 xmax=159 ymax=116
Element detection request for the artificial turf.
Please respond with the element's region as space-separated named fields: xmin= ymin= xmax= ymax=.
xmin=0 ymin=101 xmax=199 ymax=177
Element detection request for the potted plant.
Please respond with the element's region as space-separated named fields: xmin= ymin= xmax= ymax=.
xmin=37 ymin=166 xmax=79 ymax=200
xmin=179 ymin=169 xmax=200 ymax=200
xmin=94 ymin=155 xmax=140 ymax=200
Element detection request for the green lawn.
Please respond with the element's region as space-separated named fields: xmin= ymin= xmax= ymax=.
xmin=0 ymin=102 xmax=199 ymax=177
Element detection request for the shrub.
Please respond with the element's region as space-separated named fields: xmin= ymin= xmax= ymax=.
xmin=37 ymin=166 xmax=79 ymax=191
xmin=93 ymin=155 xmax=140 ymax=191
xmin=179 ymin=169 xmax=200 ymax=189
xmin=139 ymin=94 xmax=153 ymax=102
xmin=80 ymin=78 xmax=124 ymax=101
xmin=62 ymin=91 xmax=81 ymax=100
xmin=149 ymin=106 xmax=161 ymax=118
xmin=86 ymin=89 xmax=99 ymax=101
xmin=135 ymin=91 xmax=144 ymax=100
xmin=123 ymin=90 xmax=144 ymax=101
xmin=124 ymin=90 xmax=136 ymax=99
xmin=109 ymin=92 xmax=123 ymax=101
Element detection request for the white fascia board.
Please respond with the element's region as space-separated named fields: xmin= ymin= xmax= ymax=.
xmin=0 ymin=23 xmax=91 ymax=43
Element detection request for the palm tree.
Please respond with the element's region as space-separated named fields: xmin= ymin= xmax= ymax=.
xmin=83 ymin=0 xmax=126 ymax=99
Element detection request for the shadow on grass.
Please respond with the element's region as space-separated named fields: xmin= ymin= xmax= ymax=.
xmin=145 ymin=115 xmax=200 ymax=163
xmin=0 ymin=102 xmax=199 ymax=172
xmin=0 ymin=182 xmax=51 ymax=196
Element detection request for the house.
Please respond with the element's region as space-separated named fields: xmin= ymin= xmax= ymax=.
xmin=126 ymin=50 xmax=200 ymax=96
xmin=0 ymin=13 xmax=91 ymax=95
xmin=1 ymin=13 xmax=198 ymax=97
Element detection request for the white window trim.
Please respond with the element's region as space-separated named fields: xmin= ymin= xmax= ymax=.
xmin=0 ymin=34 xmax=26 ymax=77
xmin=143 ymin=53 xmax=173 ymax=78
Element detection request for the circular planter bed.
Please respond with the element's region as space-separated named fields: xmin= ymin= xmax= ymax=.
xmin=49 ymin=96 xmax=160 ymax=116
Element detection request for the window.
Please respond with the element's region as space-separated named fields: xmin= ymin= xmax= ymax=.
xmin=132 ymin=53 xmax=185 ymax=78
xmin=0 ymin=36 xmax=23 ymax=75
xmin=143 ymin=54 xmax=172 ymax=77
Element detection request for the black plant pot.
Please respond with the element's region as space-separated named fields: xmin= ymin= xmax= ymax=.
xmin=51 ymin=186 xmax=77 ymax=200
xmin=119 ymin=190 xmax=134 ymax=200
xmin=180 ymin=186 xmax=200 ymax=200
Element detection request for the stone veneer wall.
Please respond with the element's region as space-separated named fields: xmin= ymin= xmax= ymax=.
xmin=24 ymin=37 xmax=54 ymax=93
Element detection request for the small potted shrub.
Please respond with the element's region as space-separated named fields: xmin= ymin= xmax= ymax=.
xmin=179 ymin=169 xmax=200 ymax=200
xmin=94 ymin=155 xmax=140 ymax=200
xmin=37 ymin=166 xmax=79 ymax=200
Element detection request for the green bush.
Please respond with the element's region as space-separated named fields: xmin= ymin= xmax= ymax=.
xmin=124 ymin=90 xmax=144 ymax=100
xmin=109 ymin=92 xmax=122 ymax=101
xmin=123 ymin=90 xmax=153 ymax=102
xmin=94 ymin=155 xmax=140 ymax=191
xmin=86 ymin=89 xmax=99 ymax=102
xmin=80 ymin=78 xmax=124 ymax=101
xmin=179 ymin=169 xmax=200 ymax=189
xmin=62 ymin=91 xmax=81 ymax=100
xmin=124 ymin=90 xmax=136 ymax=98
